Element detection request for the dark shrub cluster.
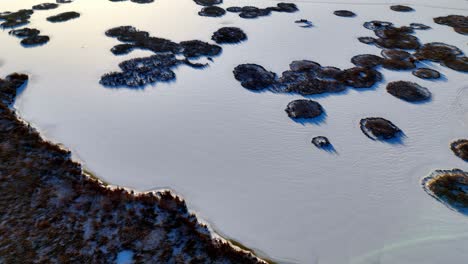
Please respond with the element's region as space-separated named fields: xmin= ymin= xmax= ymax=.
xmin=386 ymin=81 xmax=431 ymax=102
xmin=360 ymin=117 xmax=402 ymax=140
xmin=102 ymin=25 xmax=249 ymax=88
xmin=200 ymin=2 xmax=298 ymax=19
xmin=434 ymin=15 xmax=468 ymax=35
xmin=0 ymin=0 xmax=82 ymax=47
xmin=423 ymin=169 xmax=468 ymax=215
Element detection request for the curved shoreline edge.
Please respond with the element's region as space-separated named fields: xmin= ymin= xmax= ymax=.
xmin=0 ymin=75 xmax=267 ymax=263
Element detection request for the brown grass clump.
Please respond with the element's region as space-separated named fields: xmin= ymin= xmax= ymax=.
xmin=414 ymin=42 xmax=462 ymax=62
xmin=337 ymin=67 xmax=382 ymax=88
xmin=46 ymin=11 xmax=80 ymax=23
xmin=433 ymin=15 xmax=468 ymax=35
xmin=443 ymin=56 xmax=468 ymax=72
xmin=451 ymin=139 xmax=468 ymax=162
xmin=374 ymin=33 xmax=420 ymax=50
xmin=285 ymin=99 xmax=324 ymax=119
xmin=351 ymin=54 xmax=384 ymax=68
xmin=0 ymin=9 xmax=33 ymax=28
xmin=386 ymin=81 xmax=431 ymax=102
xmin=211 ymin=27 xmax=247 ymax=44
xmin=412 ymin=68 xmax=441 ymax=80
xmin=0 ymin=73 xmax=28 ymax=105
xmin=423 ymin=169 xmax=468 ymax=214
xmin=390 ymin=5 xmax=414 ymax=12
xmin=194 ymin=0 xmax=222 ymax=6
xmin=198 ymin=6 xmax=226 ymax=17
xmin=312 ymin=136 xmax=331 ymax=148
xmin=233 ymin=64 xmax=276 ymax=90
xmin=414 ymin=43 xmax=467 ymax=72
xmin=382 ymin=59 xmax=415 ymax=70
xmin=360 ymin=117 xmax=402 ymax=140
xmin=333 ymin=10 xmax=356 ymax=17
xmin=358 ymin=36 xmax=376 ymax=44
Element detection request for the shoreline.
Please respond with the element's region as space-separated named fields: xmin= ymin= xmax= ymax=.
xmin=0 ymin=74 xmax=267 ymax=263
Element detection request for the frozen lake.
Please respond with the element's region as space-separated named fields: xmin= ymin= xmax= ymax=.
xmin=2 ymin=0 xmax=468 ymax=263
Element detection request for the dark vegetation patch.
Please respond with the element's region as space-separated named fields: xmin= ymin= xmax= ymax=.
xmin=194 ymin=0 xmax=222 ymax=6
xmin=46 ymin=11 xmax=80 ymax=22
xmin=0 ymin=0 xmax=80 ymax=46
xmin=374 ymin=25 xmax=414 ymax=38
xmin=0 ymin=9 xmax=34 ymax=28
xmin=111 ymin=43 xmax=135 ymax=55
xmin=423 ymin=169 xmax=468 ymax=215
xmin=102 ymin=26 xmax=245 ymax=88
xmin=386 ymin=81 xmax=431 ymax=102
xmin=382 ymin=58 xmax=416 ymax=70
xmin=180 ymin=40 xmax=222 ymax=58
xmin=360 ymin=117 xmax=402 ymax=140
xmin=381 ymin=49 xmax=411 ymax=60
xmin=106 ymin=25 xmax=151 ymax=43
xmin=289 ymin=60 xmax=321 ymax=72
xmin=32 ymin=3 xmax=59 ymax=10
xmin=0 ymin=73 xmax=28 ymax=105
xmin=312 ymin=136 xmax=331 ymax=148
xmin=198 ymin=6 xmax=226 ymax=17
xmin=374 ymin=29 xmax=420 ymax=50
xmin=359 ymin=20 xmax=466 ymax=74
xmin=271 ymin=2 xmax=299 ymax=12
xmin=390 ymin=5 xmax=414 ymax=12
xmin=283 ymin=73 xmax=346 ymax=95
xmin=451 ymin=139 xmax=468 ymax=162
xmin=1 ymin=0 xmax=79 ymax=31
xmin=205 ymin=3 xmax=298 ymax=19
xmin=442 ymin=56 xmax=468 ymax=72
xmin=358 ymin=36 xmax=376 ymax=44
xmin=363 ymin=20 xmax=393 ymax=30
xmin=316 ymin=66 xmax=342 ymax=79
xmin=232 ymin=13 xmax=467 ymax=145
xmin=100 ymin=54 xmax=180 ymax=87
xmin=20 ymin=35 xmax=50 ymax=46
xmin=238 ymin=7 xmax=270 ymax=19
xmin=3 ymin=2 xmax=466 ymax=158
xmin=285 ymin=99 xmax=324 ymax=119
xmin=413 ymin=43 xmax=467 ymax=72
xmin=351 ymin=54 xmax=384 ymax=68
xmin=295 ymin=19 xmax=313 ymax=28
xmin=105 ymin=25 xmax=221 ymax=57
xmin=0 ymin=71 xmax=267 ymax=263
xmin=454 ymin=27 xmax=468 ymax=35
xmin=8 ymin=27 xmax=49 ymax=46
xmin=361 ymin=21 xmax=420 ymax=50
xmin=336 ymin=67 xmax=382 ymax=88
xmin=233 ymin=64 xmax=276 ymax=90
xmin=9 ymin=27 xmax=40 ymax=38
xmin=226 ymin=7 xmax=242 ymax=12
xmin=109 ymin=0 xmax=155 ymax=3
xmin=234 ymin=59 xmax=382 ymax=96
xmin=414 ymin=42 xmax=462 ymax=62
xmin=434 ymin=15 xmax=468 ymax=35
xmin=333 ymin=10 xmax=356 ymax=17
xmin=412 ymin=68 xmax=441 ymax=80
xmin=130 ymin=0 xmax=155 ymax=3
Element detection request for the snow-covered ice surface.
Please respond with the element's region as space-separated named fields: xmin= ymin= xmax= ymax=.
xmin=1 ymin=0 xmax=468 ymax=263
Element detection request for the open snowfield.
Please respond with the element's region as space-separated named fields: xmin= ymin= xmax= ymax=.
xmin=1 ymin=0 xmax=467 ymax=263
